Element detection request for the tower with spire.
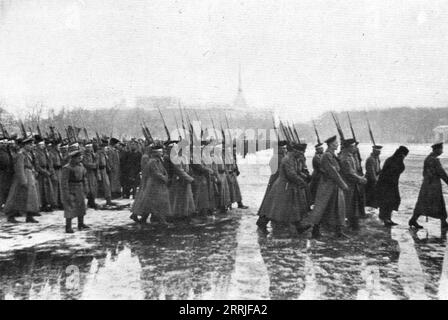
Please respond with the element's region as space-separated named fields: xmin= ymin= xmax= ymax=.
xmin=233 ymin=64 xmax=248 ymax=110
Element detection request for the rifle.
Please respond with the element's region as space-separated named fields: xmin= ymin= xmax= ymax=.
xmin=0 ymin=122 xmax=8 ymax=139
xmin=156 ymin=106 xmax=171 ymax=141
xmin=365 ymin=112 xmax=376 ymax=146
xmin=37 ymin=124 xmax=43 ymax=137
xmin=173 ymin=114 xmax=182 ymax=140
xmin=331 ymin=112 xmax=345 ymax=140
xmin=19 ymin=121 xmax=27 ymax=138
xmin=142 ymin=121 xmax=154 ymax=143
xmin=312 ymin=120 xmax=321 ymax=145
xmin=292 ymin=123 xmax=301 ymax=144
xmin=347 ymin=112 xmax=363 ymax=165
xmin=83 ymin=128 xmax=90 ymax=141
xmin=279 ymin=120 xmax=291 ymax=142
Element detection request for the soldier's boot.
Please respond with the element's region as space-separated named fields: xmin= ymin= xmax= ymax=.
xmin=78 ymin=216 xmax=90 ymax=230
xmin=26 ymin=213 xmax=39 ymax=223
xmin=87 ymin=195 xmax=98 ymax=210
xmin=65 ymin=218 xmax=74 ymax=234
xmin=408 ymin=214 xmax=423 ymax=229
xmin=129 ymin=213 xmax=141 ymax=224
xmin=7 ymin=216 xmax=19 ymax=223
xmin=105 ymin=197 xmax=114 ymax=206
xmin=237 ymin=202 xmax=249 ymax=209
xmin=335 ymin=226 xmax=350 ymax=239
xmin=311 ymin=225 xmax=321 ymax=239
xmin=294 ymin=221 xmax=312 ymax=234
xmin=256 ymin=216 xmax=269 ymax=229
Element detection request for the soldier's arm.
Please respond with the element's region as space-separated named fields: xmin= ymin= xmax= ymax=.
xmin=173 ymin=164 xmax=194 ymax=183
xmin=365 ymin=158 xmax=376 ymax=181
xmin=435 ymin=158 xmax=448 ymax=185
xmin=321 ymin=154 xmax=348 ymax=190
xmin=35 ymin=153 xmax=50 ymax=176
xmin=341 ymin=157 xmax=366 ymax=184
xmin=283 ymin=158 xmax=306 ymax=187
xmin=148 ymin=160 xmax=168 ymax=183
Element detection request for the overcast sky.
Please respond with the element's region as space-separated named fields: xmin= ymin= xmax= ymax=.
xmin=1 ymin=0 xmax=448 ymax=120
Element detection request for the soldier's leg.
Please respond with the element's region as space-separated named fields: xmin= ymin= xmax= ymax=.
xmin=65 ymin=218 xmax=74 ymax=233
xmin=408 ymin=210 xmax=424 ymax=229
xmin=102 ymin=171 xmax=112 ymax=205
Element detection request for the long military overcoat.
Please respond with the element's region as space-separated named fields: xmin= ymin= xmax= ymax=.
xmin=308 ymin=149 xmax=347 ymax=227
xmin=413 ymin=152 xmax=448 ymax=219
xmin=259 ymin=153 xmax=309 ymax=223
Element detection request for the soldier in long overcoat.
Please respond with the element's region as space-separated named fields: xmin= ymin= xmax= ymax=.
xmin=365 ymin=145 xmax=382 ymax=208
xmin=0 ymin=139 xmax=14 ymax=208
xmin=34 ymin=137 xmax=56 ymax=211
xmin=375 ymin=145 xmax=409 ymax=226
xmin=339 ymin=139 xmax=367 ymax=230
xmin=309 ymin=143 xmax=324 ymax=203
xmin=82 ymin=143 xmax=99 ymax=209
xmin=131 ymin=144 xmax=171 ymax=225
xmin=164 ymin=142 xmax=196 ymax=220
xmin=61 ymin=144 xmax=89 ymax=233
xmin=257 ymin=141 xmax=288 ymax=230
xmin=259 ymin=143 xmax=310 ymax=229
xmin=48 ymin=141 xmax=64 ymax=209
xmin=4 ymin=137 xmax=40 ymax=223
xmin=108 ymin=138 xmax=121 ymax=199
xmin=121 ymin=140 xmax=142 ymax=199
xmin=212 ymin=156 xmax=231 ymax=213
xmin=409 ymin=143 xmax=448 ymax=230
xmin=307 ymin=136 xmax=349 ymax=238
xmin=97 ymin=141 xmax=113 ymax=205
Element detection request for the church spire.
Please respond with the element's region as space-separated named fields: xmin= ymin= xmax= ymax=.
xmin=233 ymin=64 xmax=248 ymax=109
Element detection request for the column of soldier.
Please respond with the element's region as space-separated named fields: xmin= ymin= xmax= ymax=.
xmin=257 ymin=112 xmax=448 ymax=239
xmin=0 ymin=113 xmax=249 ymax=234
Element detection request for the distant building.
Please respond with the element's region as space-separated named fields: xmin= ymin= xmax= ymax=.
xmin=433 ymin=125 xmax=448 ymax=142
xmin=232 ymin=65 xmax=248 ymax=110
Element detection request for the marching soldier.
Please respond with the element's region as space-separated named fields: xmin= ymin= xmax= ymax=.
xmin=409 ymin=142 xmax=448 ymax=230
xmin=256 ymin=140 xmax=288 ymax=230
xmin=61 ymin=143 xmax=89 ymax=233
xmin=34 ymin=136 xmax=56 ymax=212
xmin=48 ymin=140 xmax=64 ymax=210
xmin=121 ymin=139 xmax=142 ymax=199
xmin=339 ymin=138 xmax=367 ymax=231
xmin=365 ymin=145 xmax=382 ymax=209
xmin=164 ymin=140 xmax=196 ymax=221
xmin=258 ymin=142 xmax=311 ymax=234
xmin=307 ymin=136 xmax=349 ymax=239
xmin=4 ymin=136 xmax=40 ymax=223
xmin=375 ymin=146 xmax=409 ymax=226
xmin=0 ymin=138 xmax=14 ymax=208
xmin=131 ymin=143 xmax=171 ymax=225
xmin=97 ymin=139 xmax=113 ymax=206
xmin=108 ymin=138 xmax=122 ymax=199
xmin=309 ymin=142 xmax=324 ymax=203
xmin=82 ymin=142 xmax=99 ymax=209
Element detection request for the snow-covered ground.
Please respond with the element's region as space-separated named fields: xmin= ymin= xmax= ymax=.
xmin=1 ymin=144 xmax=448 ymax=300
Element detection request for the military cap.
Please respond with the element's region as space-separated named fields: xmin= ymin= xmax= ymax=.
xmin=372 ymin=145 xmax=383 ymax=150
xmin=21 ymin=136 xmax=34 ymax=145
xmin=325 ymin=135 xmax=337 ymax=144
xmin=68 ymin=143 xmax=82 ymax=157
xmin=278 ymin=140 xmax=288 ymax=147
xmin=164 ymin=140 xmax=179 ymax=147
xmin=432 ymin=142 xmax=443 ymax=150
xmin=297 ymin=143 xmax=307 ymax=151
xmin=342 ymin=138 xmax=357 ymax=147
xmin=34 ymin=135 xmax=43 ymax=143
xmin=109 ymin=137 xmax=120 ymax=145
xmin=315 ymin=142 xmax=324 ymax=148
xmin=150 ymin=143 xmax=164 ymax=150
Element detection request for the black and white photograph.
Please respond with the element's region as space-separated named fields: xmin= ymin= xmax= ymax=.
xmin=1 ymin=0 xmax=448 ymax=303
